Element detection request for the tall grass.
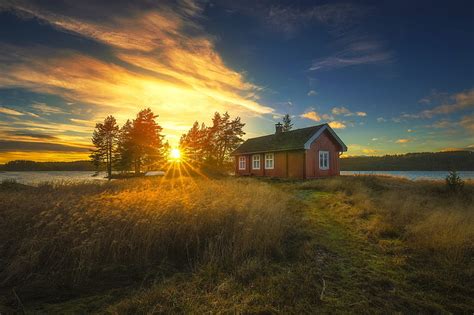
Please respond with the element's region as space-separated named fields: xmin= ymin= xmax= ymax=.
xmin=298 ymin=175 xmax=474 ymax=264
xmin=0 ymin=178 xmax=292 ymax=287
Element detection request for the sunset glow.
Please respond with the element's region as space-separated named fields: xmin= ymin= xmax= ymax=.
xmin=0 ymin=1 xmax=472 ymax=163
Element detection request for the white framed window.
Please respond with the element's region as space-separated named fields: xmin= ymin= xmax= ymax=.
xmin=252 ymin=155 xmax=260 ymax=169
xmin=319 ymin=151 xmax=329 ymax=170
xmin=265 ymin=153 xmax=274 ymax=169
xmin=238 ymin=156 xmax=246 ymax=170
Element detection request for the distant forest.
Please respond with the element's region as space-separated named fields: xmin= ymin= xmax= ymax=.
xmin=0 ymin=160 xmax=94 ymax=171
xmin=2 ymin=151 xmax=473 ymax=172
xmin=341 ymin=151 xmax=474 ymax=171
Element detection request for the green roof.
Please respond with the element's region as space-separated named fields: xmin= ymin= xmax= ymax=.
xmin=232 ymin=124 xmax=327 ymax=155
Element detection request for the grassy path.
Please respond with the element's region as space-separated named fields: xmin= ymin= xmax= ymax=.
xmin=293 ymin=189 xmax=448 ymax=313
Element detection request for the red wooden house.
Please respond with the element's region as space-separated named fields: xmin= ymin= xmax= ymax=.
xmin=232 ymin=123 xmax=347 ymax=179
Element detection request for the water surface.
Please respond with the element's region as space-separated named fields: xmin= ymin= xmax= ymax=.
xmin=341 ymin=170 xmax=474 ymax=181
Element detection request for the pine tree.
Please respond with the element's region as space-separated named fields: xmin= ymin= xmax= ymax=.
xmin=282 ymin=114 xmax=293 ymax=132
xmin=90 ymin=115 xmax=119 ymax=178
xmin=115 ymin=119 xmax=134 ymax=172
xmin=130 ymin=108 xmax=164 ymax=174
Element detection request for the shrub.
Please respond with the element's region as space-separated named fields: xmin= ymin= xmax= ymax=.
xmin=445 ymin=170 xmax=464 ymax=193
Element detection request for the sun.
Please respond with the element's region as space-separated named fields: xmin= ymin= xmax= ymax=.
xmin=169 ymin=148 xmax=181 ymax=161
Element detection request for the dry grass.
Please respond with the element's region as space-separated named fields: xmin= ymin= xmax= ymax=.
xmin=0 ymin=178 xmax=292 ymax=288
xmin=298 ymin=175 xmax=474 ymax=264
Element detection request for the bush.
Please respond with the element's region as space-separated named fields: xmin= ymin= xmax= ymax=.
xmin=445 ymin=170 xmax=464 ymax=192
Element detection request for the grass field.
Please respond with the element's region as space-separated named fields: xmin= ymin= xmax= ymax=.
xmin=0 ymin=175 xmax=473 ymax=313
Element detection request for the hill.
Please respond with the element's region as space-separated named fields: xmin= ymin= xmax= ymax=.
xmin=341 ymin=151 xmax=474 ymax=171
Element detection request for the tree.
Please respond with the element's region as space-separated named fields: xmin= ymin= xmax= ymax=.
xmin=130 ymin=108 xmax=164 ymax=174
xmin=115 ymin=119 xmax=134 ymax=172
xmin=90 ymin=115 xmax=119 ymax=178
xmin=180 ymin=121 xmax=205 ymax=164
xmin=282 ymin=114 xmax=293 ymax=132
xmin=180 ymin=112 xmax=245 ymax=168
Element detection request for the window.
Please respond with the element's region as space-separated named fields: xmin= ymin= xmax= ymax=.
xmin=265 ymin=153 xmax=274 ymax=169
xmin=239 ymin=156 xmax=246 ymax=170
xmin=319 ymin=151 xmax=329 ymax=170
xmin=252 ymin=155 xmax=260 ymax=169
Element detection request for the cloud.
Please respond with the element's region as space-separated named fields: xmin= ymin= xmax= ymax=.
xmin=7 ymin=131 xmax=57 ymax=140
xmin=31 ymin=103 xmax=67 ymax=115
xmin=263 ymin=3 xmax=367 ymax=37
xmin=0 ymin=106 xmax=24 ymax=116
xmin=331 ymin=106 xmax=351 ymax=116
xmin=395 ymin=138 xmax=411 ymax=144
xmin=0 ymin=140 xmax=89 ymax=152
xmin=307 ymin=90 xmax=317 ymax=96
xmin=300 ymin=111 xmax=321 ymax=122
xmin=371 ymin=138 xmax=378 ymax=141
xmin=376 ymin=117 xmax=387 ymax=123
xmin=310 ymin=39 xmax=393 ymax=71
xmin=329 ymin=121 xmax=346 ymax=129
xmin=321 ymin=113 xmax=334 ymax=120
xmin=0 ymin=0 xmax=275 ymax=160
xmin=419 ymin=88 xmax=474 ymax=118
xmin=459 ymin=114 xmax=474 ymax=133
xmin=400 ymin=88 xmax=474 ymax=121
xmin=331 ymin=106 xmax=366 ymax=117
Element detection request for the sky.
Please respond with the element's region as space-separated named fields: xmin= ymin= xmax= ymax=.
xmin=0 ymin=0 xmax=473 ymax=162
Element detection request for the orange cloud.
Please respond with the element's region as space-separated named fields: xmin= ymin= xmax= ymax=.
xmin=0 ymin=1 xmax=274 ymax=161
xmin=300 ymin=111 xmax=321 ymax=121
xmin=395 ymin=138 xmax=410 ymax=144
xmin=329 ymin=121 xmax=346 ymax=129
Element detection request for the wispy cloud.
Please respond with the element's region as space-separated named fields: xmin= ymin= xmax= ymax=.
xmin=0 ymin=106 xmax=24 ymax=116
xmin=419 ymin=88 xmax=474 ymax=118
xmin=310 ymin=39 xmax=393 ymax=71
xmin=0 ymin=0 xmax=274 ymax=159
xmin=307 ymin=90 xmax=317 ymax=96
xmin=265 ymin=3 xmax=367 ymax=37
xmin=459 ymin=114 xmax=474 ymax=133
xmin=31 ymin=103 xmax=67 ymax=115
xmin=331 ymin=106 xmax=367 ymax=117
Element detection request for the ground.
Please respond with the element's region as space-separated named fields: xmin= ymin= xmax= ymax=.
xmin=0 ymin=176 xmax=472 ymax=313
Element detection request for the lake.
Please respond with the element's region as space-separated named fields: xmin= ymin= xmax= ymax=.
xmin=1 ymin=170 xmax=473 ymax=185
xmin=341 ymin=171 xmax=474 ymax=181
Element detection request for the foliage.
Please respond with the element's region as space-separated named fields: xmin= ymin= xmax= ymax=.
xmin=340 ymin=151 xmax=474 ymax=171
xmin=90 ymin=115 xmax=119 ymax=177
xmin=180 ymin=111 xmax=245 ymax=169
xmin=91 ymin=108 xmax=165 ymax=174
xmin=129 ymin=108 xmax=165 ymax=173
xmin=445 ymin=170 xmax=464 ymax=192
xmin=282 ymin=113 xmax=293 ymax=132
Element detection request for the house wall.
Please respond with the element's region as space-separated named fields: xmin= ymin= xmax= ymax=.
xmin=305 ymin=129 xmax=342 ymax=178
xmin=234 ymin=150 xmax=305 ymax=178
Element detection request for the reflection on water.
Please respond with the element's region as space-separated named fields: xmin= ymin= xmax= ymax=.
xmin=0 ymin=171 xmax=107 ymax=185
xmin=1 ymin=170 xmax=473 ymax=185
xmin=341 ymin=171 xmax=474 ymax=181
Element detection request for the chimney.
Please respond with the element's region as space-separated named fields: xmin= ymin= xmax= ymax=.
xmin=275 ymin=122 xmax=283 ymax=134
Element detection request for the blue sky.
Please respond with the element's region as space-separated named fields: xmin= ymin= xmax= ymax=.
xmin=0 ymin=0 xmax=473 ymax=161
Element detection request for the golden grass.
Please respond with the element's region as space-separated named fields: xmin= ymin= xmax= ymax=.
xmin=298 ymin=175 xmax=474 ymax=264
xmin=0 ymin=178 xmax=292 ymax=287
